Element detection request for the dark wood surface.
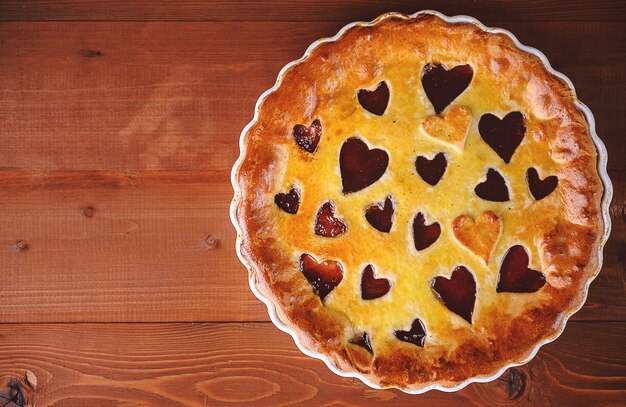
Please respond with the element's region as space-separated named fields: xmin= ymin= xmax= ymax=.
xmin=0 ymin=1 xmax=624 ymax=405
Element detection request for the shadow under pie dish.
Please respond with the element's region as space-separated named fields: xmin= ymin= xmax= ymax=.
xmin=230 ymin=11 xmax=612 ymax=393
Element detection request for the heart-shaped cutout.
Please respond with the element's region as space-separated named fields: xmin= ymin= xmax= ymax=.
xmin=420 ymin=106 xmax=472 ymax=152
xmin=365 ymin=196 xmax=394 ymax=232
xmin=479 ymin=112 xmax=526 ymax=164
xmin=349 ymin=332 xmax=373 ymax=354
xmin=497 ymin=245 xmax=546 ymax=293
xmin=432 ymin=266 xmax=477 ymax=323
xmin=358 ymin=81 xmax=389 ymax=116
xmin=527 ymin=168 xmax=558 ymax=200
xmin=314 ymin=201 xmax=346 ymax=238
xmin=340 ymin=137 xmax=389 ymax=193
xmin=413 ymin=212 xmax=441 ymax=251
xmin=299 ymin=254 xmax=343 ymax=300
xmin=422 ymin=63 xmax=473 ymax=114
xmin=360 ymin=265 xmax=391 ymax=300
xmin=415 ymin=152 xmax=447 ymax=186
xmin=475 ymin=168 xmax=509 ymax=202
xmin=293 ymin=118 xmax=322 ymax=153
xmin=452 ymin=211 xmax=501 ymax=264
xmin=394 ymin=318 xmax=427 ymax=347
xmin=274 ymin=187 xmax=300 ymax=214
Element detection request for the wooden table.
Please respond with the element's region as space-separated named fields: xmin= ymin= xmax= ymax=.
xmin=0 ymin=1 xmax=624 ymax=405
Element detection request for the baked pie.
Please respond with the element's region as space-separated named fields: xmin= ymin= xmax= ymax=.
xmin=231 ymin=11 xmax=610 ymax=392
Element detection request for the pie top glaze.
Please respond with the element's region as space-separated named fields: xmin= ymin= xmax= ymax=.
xmin=232 ymin=12 xmax=606 ymax=391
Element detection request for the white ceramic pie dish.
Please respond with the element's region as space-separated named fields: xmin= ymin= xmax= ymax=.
xmin=230 ymin=10 xmax=613 ymax=394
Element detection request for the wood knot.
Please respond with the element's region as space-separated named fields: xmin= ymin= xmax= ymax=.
xmin=78 ymin=49 xmax=103 ymax=58
xmin=202 ymin=235 xmax=220 ymax=250
xmin=498 ymin=367 xmax=527 ymax=400
xmin=12 ymin=240 xmax=28 ymax=252
xmin=82 ymin=206 xmax=95 ymax=218
xmin=0 ymin=378 xmax=27 ymax=406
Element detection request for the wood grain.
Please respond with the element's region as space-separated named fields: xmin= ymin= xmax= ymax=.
xmin=0 ymin=22 xmax=624 ymax=171
xmin=0 ymin=0 xmax=625 ymax=22
xmin=0 ymin=170 xmax=267 ymax=322
xmin=0 ymin=322 xmax=624 ymax=406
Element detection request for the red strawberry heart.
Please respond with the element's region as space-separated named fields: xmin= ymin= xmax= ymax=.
xmin=314 ymin=201 xmax=346 ymax=237
xmin=340 ymin=137 xmax=389 ymax=193
xmin=299 ymin=253 xmax=343 ymax=301
xmin=432 ymin=266 xmax=476 ymax=323
xmin=475 ymin=168 xmax=509 ymax=202
xmin=479 ymin=112 xmax=526 ymax=164
xmin=527 ymin=168 xmax=558 ymax=200
xmin=293 ymin=118 xmax=321 ymax=153
xmin=394 ymin=318 xmax=427 ymax=347
xmin=415 ymin=152 xmax=447 ymax=186
xmin=413 ymin=212 xmax=441 ymax=251
xmin=274 ymin=187 xmax=300 ymax=214
xmin=422 ymin=63 xmax=473 ymax=114
xmin=497 ymin=245 xmax=546 ymax=293
xmin=365 ymin=196 xmax=394 ymax=232
xmin=349 ymin=332 xmax=373 ymax=354
xmin=360 ymin=265 xmax=391 ymax=300
xmin=357 ymin=81 xmax=389 ymax=116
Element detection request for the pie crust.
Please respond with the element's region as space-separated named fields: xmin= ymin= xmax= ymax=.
xmin=231 ymin=11 xmax=611 ymax=392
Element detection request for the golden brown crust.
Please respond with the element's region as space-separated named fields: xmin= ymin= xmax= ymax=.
xmin=233 ymin=13 xmax=605 ymax=391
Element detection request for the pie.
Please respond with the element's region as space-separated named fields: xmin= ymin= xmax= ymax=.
xmin=231 ymin=11 xmax=608 ymax=392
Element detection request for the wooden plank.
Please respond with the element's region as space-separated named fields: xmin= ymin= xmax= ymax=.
xmin=0 ymin=170 xmax=623 ymax=323
xmin=0 ymin=0 xmax=624 ymax=22
xmin=0 ymin=22 xmax=624 ymax=172
xmin=0 ymin=170 xmax=267 ymax=322
xmin=0 ymin=321 xmax=624 ymax=406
